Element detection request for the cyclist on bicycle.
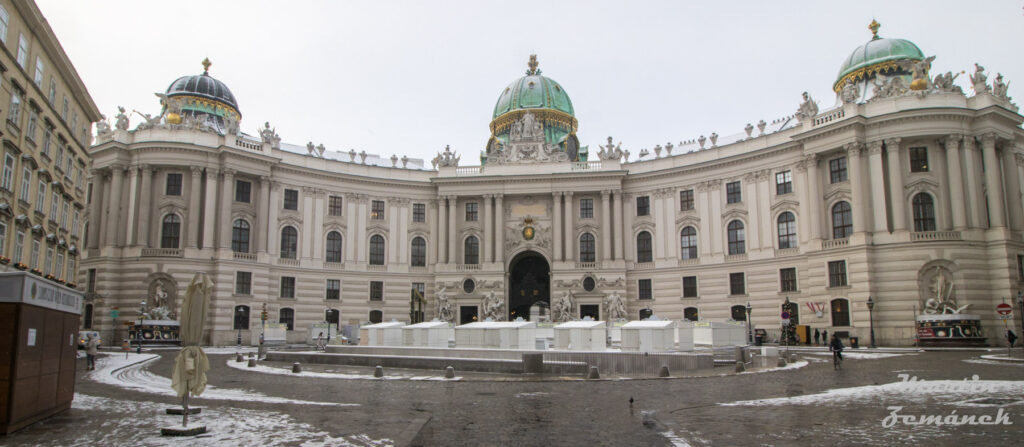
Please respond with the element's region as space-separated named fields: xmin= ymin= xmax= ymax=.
xmin=829 ymin=333 xmax=844 ymax=367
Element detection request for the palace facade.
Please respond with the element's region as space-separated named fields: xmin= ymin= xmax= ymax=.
xmin=79 ymin=24 xmax=1024 ymax=346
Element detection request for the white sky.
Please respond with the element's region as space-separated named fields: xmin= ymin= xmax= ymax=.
xmin=37 ymin=0 xmax=1024 ymax=164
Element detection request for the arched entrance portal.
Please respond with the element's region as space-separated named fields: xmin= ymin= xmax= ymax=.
xmin=508 ymin=251 xmax=550 ymax=321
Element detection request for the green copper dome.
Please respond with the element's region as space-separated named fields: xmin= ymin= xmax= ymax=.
xmin=492 ymin=55 xmax=574 ymax=119
xmin=834 ymin=20 xmax=924 ymax=91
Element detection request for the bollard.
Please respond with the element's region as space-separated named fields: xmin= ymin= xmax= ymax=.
xmin=587 ymin=366 xmax=600 ymax=379
xmin=444 ymin=366 xmax=455 ymax=379
xmin=789 ymin=352 xmax=797 ymax=363
xmin=292 ymin=362 xmax=302 ymax=373
xmin=777 ymin=357 xmax=787 ymax=367
xmin=374 ymin=365 xmax=384 ymax=378
xmin=236 ymin=353 xmax=243 ymax=363
xmin=735 ymin=361 xmax=746 ymax=373
xmin=248 ymin=358 xmax=256 ymax=368
xmin=659 ymin=365 xmax=670 ymax=378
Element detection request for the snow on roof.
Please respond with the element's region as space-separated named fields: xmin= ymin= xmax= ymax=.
xmin=622 ymin=320 xmax=676 ymax=328
xmin=362 ymin=321 xmax=406 ymax=329
xmin=555 ymin=320 xmax=606 ymax=328
xmin=403 ymin=321 xmax=453 ymax=329
xmin=457 ymin=321 xmax=536 ymax=329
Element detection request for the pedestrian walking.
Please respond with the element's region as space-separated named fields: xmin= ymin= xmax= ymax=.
xmin=822 ymin=330 xmax=828 ymax=346
xmin=85 ymin=333 xmax=99 ymax=371
xmin=813 ymin=328 xmax=820 ymax=345
xmin=1007 ymin=329 xmax=1018 ymax=347
xmin=316 ymin=332 xmax=325 ymax=350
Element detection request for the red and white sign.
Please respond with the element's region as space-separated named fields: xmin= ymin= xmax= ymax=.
xmin=996 ymin=303 xmax=1013 ymax=316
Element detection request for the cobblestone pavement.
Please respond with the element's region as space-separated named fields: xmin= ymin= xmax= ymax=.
xmin=2 ymin=348 xmax=1021 ymax=446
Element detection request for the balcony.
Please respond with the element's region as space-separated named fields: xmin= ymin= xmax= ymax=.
xmin=277 ymin=258 xmax=299 ymax=266
xmin=368 ymin=264 xmax=387 ymax=272
xmin=910 ymin=231 xmax=962 ymax=242
xmin=822 ymin=238 xmax=849 ymax=250
xmin=457 ymin=264 xmax=481 ymax=271
xmin=634 ymin=262 xmax=654 ymax=270
xmin=678 ymin=258 xmax=699 ymax=266
xmin=324 ymin=261 xmax=344 ymax=270
xmin=774 ymin=247 xmax=800 ymax=257
xmin=574 ymin=262 xmax=597 ymax=270
xmin=724 ymin=253 xmax=748 ymax=262
xmin=141 ymin=248 xmax=183 ymax=258
xmin=233 ymin=252 xmax=257 ymax=262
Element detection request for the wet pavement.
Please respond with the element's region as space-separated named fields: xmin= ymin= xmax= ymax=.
xmin=2 ymin=347 xmax=1022 ymax=446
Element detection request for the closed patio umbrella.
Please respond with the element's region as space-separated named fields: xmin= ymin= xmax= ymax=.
xmin=170 ymin=272 xmax=212 ymax=427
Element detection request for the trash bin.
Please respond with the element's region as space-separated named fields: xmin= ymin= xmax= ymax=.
xmin=849 ymin=336 xmax=859 ymax=349
xmin=754 ymin=334 xmax=764 ymax=346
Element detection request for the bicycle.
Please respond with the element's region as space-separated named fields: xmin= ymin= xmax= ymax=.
xmin=832 ymin=349 xmax=843 ymax=370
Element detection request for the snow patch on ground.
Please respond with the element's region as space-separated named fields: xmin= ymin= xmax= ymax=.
xmin=660 ymin=430 xmax=694 ymax=446
xmin=963 ymin=358 xmax=1024 ymax=367
xmin=721 ymin=378 xmax=1024 ymax=407
xmin=804 ymin=352 xmax=910 ymax=360
xmin=225 ymin=358 xmax=462 ymax=381
xmin=718 ymin=360 xmax=809 ymax=376
xmin=515 ymin=392 xmax=550 ymax=398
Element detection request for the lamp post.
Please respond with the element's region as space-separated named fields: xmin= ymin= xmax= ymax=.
xmin=137 ymin=300 xmax=146 ymax=354
xmin=746 ymin=302 xmax=753 ymax=345
xmin=783 ymin=296 xmax=791 ymax=349
xmin=235 ymin=307 xmax=243 ymax=349
xmin=1017 ymin=291 xmax=1023 ymax=354
xmin=867 ymin=296 xmax=876 ymax=348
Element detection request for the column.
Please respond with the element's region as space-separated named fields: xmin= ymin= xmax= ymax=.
xmin=201 ymin=168 xmax=218 ymax=249
xmin=357 ymin=195 xmax=368 ymax=262
xmin=696 ymin=183 xmax=712 ymax=255
xmin=564 ymin=192 xmax=574 ymax=262
xmin=124 ymin=167 xmax=138 ymax=246
xmin=344 ymin=193 xmax=357 ymax=262
xmin=387 ymin=198 xmax=398 ymax=263
xmin=709 ymin=183 xmax=723 ymax=254
xmin=552 ymin=192 xmax=563 ymax=261
xmin=866 ymin=141 xmax=888 ymax=233
xmin=300 ymin=187 xmax=313 ymax=258
xmin=314 ymin=190 xmax=326 ymax=259
xmin=257 ymin=176 xmax=270 ymax=253
xmin=447 ymin=195 xmax=457 ymax=264
xmin=483 ymin=194 xmax=493 ymax=263
xmin=757 ymin=171 xmax=772 ymax=247
xmin=981 ymin=134 xmax=1006 ymax=228
xmin=795 ymin=162 xmax=810 ymax=244
xmin=653 ymin=190 xmax=666 ymax=259
xmin=744 ymin=176 xmax=760 ymax=249
xmin=137 ymin=167 xmax=153 ymax=248
xmin=1018 ymin=155 xmax=1024 ymax=226
xmin=665 ymin=190 xmax=678 ymax=259
xmin=1000 ymin=143 xmax=1023 ymax=231
xmin=428 ymin=200 xmax=438 ymax=264
xmin=436 ymin=198 xmax=447 ymax=264
xmin=267 ymin=182 xmax=281 ymax=256
xmin=623 ymin=193 xmax=635 ymax=261
xmin=600 ymin=190 xmax=611 ymax=261
xmin=186 ymin=167 xmax=202 ymax=248
xmin=219 ymin=169 xmax=236 ymax=250
xmin=885 ymin=138 xmax=906 ymax=232
xmin=398 ymin=200 xmax=409 ymax=264
xmin=962 ymin=137 xmax=985 ymax=228
xmin=807 ymin=155 xmax=823 ymax=240
xmin=494 ymin=194 xmax=504 ymax=264
xmin=104 ymin=165 xmax=124 ymax=247
xmin=612 ymin=190 xmax=624 ymax=260
xmin=943 ymin=136 xmax=967 ymax=230
xmin=87 ymin=169 xmax=104 ymax=249
xmin=846 ymin=143 xmax=867 ymax=233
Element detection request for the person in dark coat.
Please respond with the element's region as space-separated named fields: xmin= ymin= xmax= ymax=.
xmin=813 ymin=328 xmax=821 ymax=345
xmin=1008 ymin=330 xmax=1018 ymax=347
xmin=822 ymin=330 xmax=828 ymax=346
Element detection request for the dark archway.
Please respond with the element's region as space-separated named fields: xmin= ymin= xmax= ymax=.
xmin=508 ymin=251 xmax=550 ymax=321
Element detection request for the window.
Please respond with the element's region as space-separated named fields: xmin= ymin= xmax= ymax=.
xmin=35 ymin=179 xmax=46 ymax=212
xmin=30 ymin=239 xmax=39 ymax=268
xmin=19 ymin=167 xmax=31 ymax=202
xmin=161 ymin=214 xmax=181 ymax=248
xmin=55 ymin=145 xmax=64 ymax=169
xmin=636 ymin=231 xmax=652 ymax=263
xmin=328 ymin=195 xmax=344 ymax=216
xmin=1018 ymin=254 xmax=1024 ymax=281
xmin=684 ymin=307 xmax=699 ymax=321
xmin=464 ymin=236 xmax=479 ymax=264
xmin=64 ymin=156 xmax=72 ymax=177
xmin=828 ymin=260 xmax=848 ymax=287
xmin=279 ymin=308 xmax=294 ymax=331
xmin=280 ymin=276 xmax=296 ymax=298
xmin=27 ymin=109 xmax=37 ymax=141
xmin=325 ymin=231 xmax=343 ymax=262
xmin=680 ymin=189 xmax=694 ymax=211
xmin=7 ymin=89 xmax=20 ymax=125
xmin=579 ymin=233 xmax=595 ymax=262
xmin=231 ymin=220 xmax=250 ymax=253
xmin=912 ymin=193 xmax=936 ymax=232
xmin=72 ymin=210 xmax=80 ymax=236
xmin=369 ymin=310 xmax=383 ymax=324
xmin=777 ymin=212 xmax=797 ymax=249
xmin=412 ymin=203 xmax=425 ymax=222
xmin=463 ymin=279 xmax=475 ymax=294
xmin=42 ymin=126 xmax=52 ymax=156
xmin=235 ymin=272 xmax=252 ymax=295
xmin=48 ymin=79 xmax=56 ymax=105
xmin=729 ymin=272 xmax=745 ymax=295
xmin=638 ymin=279 xmax=652 ymax=300
xmin=727 ymin=220 xmax=745 ymax=255
xmin=44 ymin=247 xmax=53 ymax=275
xmin=726 ymin=181 xmax=742 ymax=203
xmin=465 ymin=202 xmax=478 ymax=221
xmin=909 ymin=147 xmax=929 ymax=172
xmin=730 ymin=305 xmax=747 ymax=321
xmin=60 ymin=201 xmax=69 ymax=229
xmin=235 ymin=180 xmax=251 ymax=203
xmin=411 ymin=237 xmax=426 ymax=266
xmin=829 ymin=157 xmax=848 ymax=183
xmin=371 ymin=200 xmax=385 ymax=220
xmin=34 ymin=57 xmax=43 ymax=88
xmin=283 ymin=189 xmax=298 ymax=210
xmin=680 ymin=226 xmax=697 ymax=259
xmin=326 ymin=279 xmax=340 ymax=300
xmin=682 ymin=276 xmax=698 ymax=298
xmin=82 ymin=304 xmax=93 ymax=329
xmin=0 ymin=221 xmax=5 ymax=254
xmin=85 ymin=269 xmax=96 ymax=292
xmin=61 ymin=97 xmax=68 ymax=121
xmin=830 ymin=298 xmax=850 ymax=326
xmin=233 ymin=306 xmax=250 ymax=330
xmin=16 ymin=34 xmax=28 ymax=68
xmin=370 ymin=281 xmax=383 ymax=301
xmin=165 ymin=173 xmax=183 ymax=196
xmin=14 ymin=231 xmax=24 ymax=263
xmin=780 ymin=267 xmax=798 ymax=292
xmin=776 ymin=171 xmax=792 ymax=195
xmin=579 ymin=198 xmax=594 ymax=219
xmin=369 ymin=234 xmax=385 ymax=265
xmin=50 ymin=192 xmax=59 ymax=219
xmin=0 ymin=5 xmax=7 ymax=44
xmin=66 ymin=258 xmax=75 ymax=284
xmin=0 ymin=153 xmax=13 ymax=190
xmin=636 ymin=196 xmax=650 ymax=216
xmin=832 ymin=201 xmax=853 ymax=239
xmin=280 ymin=226 xmax=298 ymax=259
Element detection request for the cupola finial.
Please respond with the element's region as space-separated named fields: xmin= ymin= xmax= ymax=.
xmin=868 ymin=19 xmax=880 ymax=39
xmin=526 ymin=54 xmax=540 ymax=75
xmin=202 ymin=57 xmax=212 ymax=75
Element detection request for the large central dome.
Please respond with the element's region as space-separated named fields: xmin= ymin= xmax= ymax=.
xmin=834 ymin=20 xmax=924 ymax=92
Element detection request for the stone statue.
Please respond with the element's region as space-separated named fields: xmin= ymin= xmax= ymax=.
xmin=153 ymin=282 xmax=168 ymax=309
xmin=316 ymin=144 xmax=326 ymax=158
xmin=552 ymin=291 xmax=575 ymax=322
xmin=605 ymin=291 xmax=626 ymax=321
xmin=933 ymin=71 xmax=963 ymax=94
xmin=436 ymin=287 xmax=455 ymax=323
xmin=900 ymin=55 xmax=935 ymax=90
xmin=307 ymin=142 xmax=316 ymax=156
xmin=96 ymin=114 xmax=112 ymax=136
xmin=597 ymin=136 xmax=623 ymax=161
xmin=709 ymin=132 xmax=719 ymax=147
xmin=401 ymin=155 xmax=409 ymax=168
xmin=992 ymin=73 xmax=1010 ymax=100
xmin=795 ymin=92 xmax=819 ymax=121
xmin=664 ymin=141 xmax=673 ymax=155
xmin=132 ymin=110 xmax=162 ymax=130
xmin=114 ymin=107 xmax=130 ymax=131
xmin=359 ymin=150 xmax=368 ymax=164
xmin=482 ymin=291 xmax=503 ymax=321
xmin=390 ymin=154 xmax=399 ymax=167
xmin=969 ymin=63 xmax=989 ymax=94
xmin=223 ymin=115 xmax=240 ymax=135
xmin=142 ymin=280 xmax=174 ymax=320
xmin=923 ymin=266 xmax=968 ymax=314
xmin=436 ymin=145 xmax=460 ymax=167
xmin=872 ymin=73 xmax=908 ymax=100
xmin=259 ymin=122 xmax=282 ymax=149
xmin=840 ymin=78 xmax=861 ymax=104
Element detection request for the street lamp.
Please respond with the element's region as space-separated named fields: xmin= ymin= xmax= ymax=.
xmin=137 ymin=300 xmax=146 ymax=354
xmin=745 ymin=302 xmax=753 ymax=345
xmin=867 ymin=296 xmax=876 ymax=348
xmin=783 ymin=296 xmax=791 ymax=349
xmin=236 ymin=307 xmax=244 ymax=349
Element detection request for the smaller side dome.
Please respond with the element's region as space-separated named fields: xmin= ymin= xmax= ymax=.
xmin=164 ymin=58 xmax=241 ymax=122
xmin=834 ymin=20 xmax=925 ymax=92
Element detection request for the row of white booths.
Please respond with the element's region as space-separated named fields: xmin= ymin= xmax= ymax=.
xmin=361 ymin=319 xmax=748 ymax=352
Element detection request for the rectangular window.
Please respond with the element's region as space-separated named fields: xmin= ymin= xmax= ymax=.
xmin=680 ymin=189 xmax=694 ymax=211
xmin=50 ymin=192 xmax=59 ymax=219
xmin=369 ymin=281 xmax=384 ymax=301
xmin=42 ymin=127 xmax=52 ymax=156
xmin=729 ymin=272 xmax=745 ymax=296
xmin=909 ymin=147 xmax=929 ymax=172
xmin=62 ymin=97 xmax=68 ymax=121
xmin=371 ymin=200 xmax=385 ymax=220
xmin=682 ymin=276 xmax=698 ymax=298
xmin=235 ymin=272 xmax=252 ymax=295
xmin=579 ymin=198 xmax=594 ymax=219
xmin=283 ymin=189 xmax=298 ymax=210
xmin=0 ymin=153 xmax=13 ymax=191
xmin=465 ymin=202 xmax=478 ymax=221
xmin=328 ymin=195 xmax=344 ymax=216
xmin=66 ymin=258 xmax=75 ymax=283
xmin=636 ymin=196 xmax=650 ymax=216
xmin=233 ymin=180 xmax=251 ymax=203
xmin=638 ymin=279 xmax=652 ymax=300
xmin=48 ymin=78 xmax=56 ymax=105
xmin=0 ymin=5 xmax=8 ymax=44
xmin=280 ymin=276 xmax=296 ymax=298
xmin=8 ymin=88 xmax=21 ymax=125
xmin=776 ymin=171 xmax=793 ymax=195
xmin=13 ymin=231 xmax=24 ymax=263
xmin=829 ymin=157 xmax=848 ymax=183
xmin=780 ymin=267 xmax=798 ymax=292
xmin=828 ymin=260 xmax=848 ymax=287
xmin=30 ymin=240 xmax=40 ymax=268
xmin=412 ymin=203 xmax=425 ymax=222
xmin=72 ymin=210 xmax=79 ymax=236
xmin=726 ymin=181 xmax=742 ymax=203
xmin=0 ymin=221 xmax=5 ymax=254
xmin=1018 ymin=254 xmax=1024 ymax=281
xmin=26 ymin=109 xmax=37 ymax=141
xmin=64 ymin=156 xmax=73 ymax=177
xmin=55 ymin=145 xmax=64 ymax=169
xmin=16 ymin=34 xmax=27 ymax=68
xmin=326 ymin=279 xmax=340 ymax=300
xmin=55 ymin=253 xmax=64 ymax=279
xmin=60 ymin=201 xmax=69 ymax=229
xmin=34 ymin=57 xmax=43 ymax=88
xmin=87 ymin=268 xmax=97 ymax=292
xmin=19 ymin=167 xmax=31 ymax=202
xmin=36 ymin=180 xmax=46 ymax=212
xmin=165 ymin=173 xmax=183 ymax=196
xmin=44 ymin=247 xmax=53 ymax=275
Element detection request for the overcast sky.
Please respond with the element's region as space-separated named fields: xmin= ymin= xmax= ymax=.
xmin=37 ymin=0 xmax=1024 ymax=164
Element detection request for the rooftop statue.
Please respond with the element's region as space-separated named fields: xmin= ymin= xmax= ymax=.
xmin=840 ymin=78 xmax=861 ymax=104
xmin=795 ymin=92 xmax=819 ymax=122
xmin=436 ymin=145 xmax=460 ymax=167
xmin=96 ymin=114 xmax=112 ymax=136
xmin=596 ymin=136 xmax=623 ymax=161
xmin=970 ymin=63 xmax=989 ymax=94
xmin=115 ymin=106 xmax=130 ymax=130
xmin=993 ymin=73 xmax=1011 ymax=100
xmin=259 ymin=122 xmax=282 ymax=149
xmin=933 ymin=71 xmax=963 ymax=94
xmin=901 ymin=55 xmax=935 ymax=91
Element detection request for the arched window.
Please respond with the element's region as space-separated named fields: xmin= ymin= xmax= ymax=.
xmin=233 ymin=305 xmax=250 ymax=330
xmin=325 ymin=309 xmax=340 ymax=326
xmin=280 ymin=226 xmax=298 ymax=259
xmin=325 ymin=231 xmax=343 ymax=262
xmin=832 ymin=201 xmax=853 ymax=239
xmin=579 ymin=233 xmax=596 ymax=262
xmin=231 ymin=219 xmax=250 ymax=253
xmin=777 ymin=212 xmax=797 ymax=249
xmin=279 ymin=308 xmax=294 ymax=331
xmin=730 ymin=305 xmax=747 ymax=321
xmin=369 ymin=310 xmax=383 ymax=324
xmin=830 ymin=298 xmax=850 ymax=326
xmin=636 ymin=231 xmax=653 ymax=263
xmin=82 ymin=303 xmax=94 ymax=329
xmin=680 ymin=226 xmax=697 ymax=259
xmin=161 ymin=214 xmax=181 ymax=249
xmin=369 ymin=235 xmax=385 ymax=265
xmin=638 ymin=308 xmax=653 ymax=320
xmin=912 ymin=193 xmax=936 ymax=232
xmin=727 ymin=220 xmax=745 ymax=255
xmin=683 ymin=307 xmax=699 ymax=322
xmin=464 ymin=236 xmax=479 ymax=265
xmin=411 ymin=237 xmax=426 ymax=266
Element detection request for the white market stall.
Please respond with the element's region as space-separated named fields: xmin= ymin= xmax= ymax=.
xmin=362 ymin=321 xmax=405 ymax=346
xmin=402 ymin=320 xmax=454 ymax=348
xmin=675 ymin=321 xmax=695 ymax=351
xmin=455 ymin=320 xmax=536 ymax=349
xmin=692 ymin=321 xmax=747 ymax=347
xmin=554 ymin=320 xmax=607 ymax=351
xmin=620 ymin=320 xmax=676 ymax=352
